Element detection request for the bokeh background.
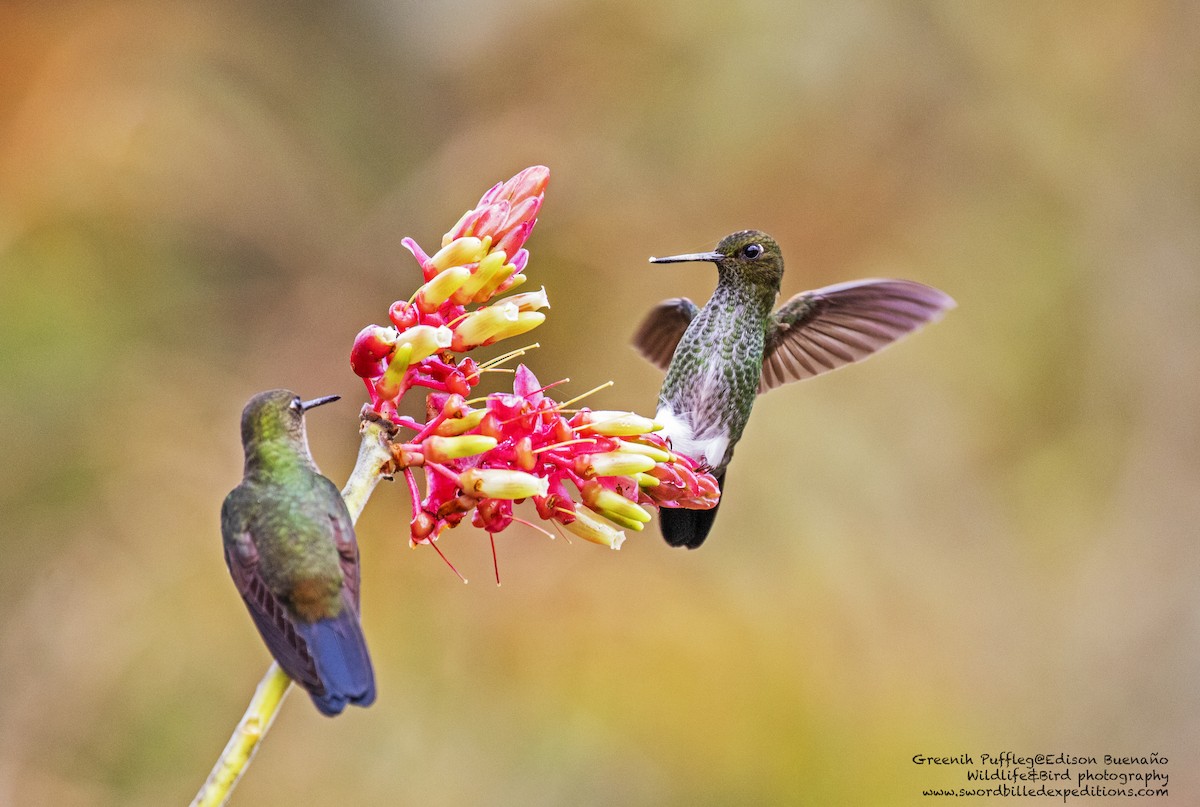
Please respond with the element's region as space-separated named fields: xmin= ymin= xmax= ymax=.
xmin=2 ymin=2 xmax=1197 ymax=804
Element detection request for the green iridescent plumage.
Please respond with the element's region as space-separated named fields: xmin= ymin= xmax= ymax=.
xmin=221 ymin=389 xmax=375 ymax=715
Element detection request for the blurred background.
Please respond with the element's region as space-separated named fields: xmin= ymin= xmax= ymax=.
xmin=1 ymin=1 xmax=1196 ymax=804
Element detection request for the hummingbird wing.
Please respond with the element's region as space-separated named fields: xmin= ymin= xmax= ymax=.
xmin=760 ymin=279 xmax=955 ymax=393
xmin=632 ymin=297 xmax=700 ymax=371
xmin=221 ymin=494 xmax=325 ymax=695
xmin=318 ymin=475 xmax=362 ymax=611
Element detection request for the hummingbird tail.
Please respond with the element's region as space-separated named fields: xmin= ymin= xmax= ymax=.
xmin=294 ymin=607 xmax=377 ymax=716
xmin=659 ymin=471 xmax=725 ymax=549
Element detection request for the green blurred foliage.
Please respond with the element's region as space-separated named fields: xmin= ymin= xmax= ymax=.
xmin=1 ymin=1 xmax=1197 ymax=804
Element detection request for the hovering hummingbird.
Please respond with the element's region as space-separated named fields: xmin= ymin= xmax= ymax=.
xmin=634 ymin=230 xmax=955 ymax=549
xmin=221 ymin=389 xmax=375 ymax=716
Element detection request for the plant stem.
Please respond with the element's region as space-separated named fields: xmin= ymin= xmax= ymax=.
xmin=188 ymin=664 xmax=292 ymax=807
xmin=189 ymin=414 xmax=396 ymax=807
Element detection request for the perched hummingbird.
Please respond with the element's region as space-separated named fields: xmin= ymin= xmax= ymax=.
xmin=634 ymin=230 xmax=955 ymax=549
xmin=221 ymin=389 xmax=375 ymax=716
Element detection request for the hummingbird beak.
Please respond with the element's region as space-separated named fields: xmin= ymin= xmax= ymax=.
xmin=300 ymin=394 xmax=341 ymax=412
xmin=649 ymin=251 xmax=725 ymax=264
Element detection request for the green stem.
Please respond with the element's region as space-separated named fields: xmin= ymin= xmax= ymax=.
xmin=189 ymin=414 xmax=396 ymax=807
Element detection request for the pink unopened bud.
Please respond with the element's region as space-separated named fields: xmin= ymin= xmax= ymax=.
xmin=477 ymin=411 xmax=502 ymax=439
xmin=470 ymin=199 xmax=510 ymax=241
xmin=501 ymin=195 xmax=541 ymax=235
xmin=501 ymin=165 xmax=550 ymax=203
xmin=647 ymin=462 xmax=685 ymax=489
xmin=478 ymin=179 xmax=507 ymax=206
xmin=443 ymin=207 xmax=488 ymax=245
xmin=441 ymin=393 xmax=468 ymax=417
xmin=350 ymin=325 xmax=397 ymax=378
xmin=389 ymin=300 xmax=420 ymax=330
xmin=514 ymin=436 xmax=536 ymax=471
xmin=494 ymin=219 xmax=535 ymax=257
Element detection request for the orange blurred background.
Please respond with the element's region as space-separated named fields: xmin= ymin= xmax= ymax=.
xmin=1 ymin=2 xmax=1196 ymax=804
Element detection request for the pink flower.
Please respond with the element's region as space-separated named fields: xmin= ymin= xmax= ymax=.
xmin=393 ymin=364 xmax=718 ymax=555
xmin=351 ymin=167 xmax=551 ymax=419
xmin=348 ymin=167 xmax=718 ymax=576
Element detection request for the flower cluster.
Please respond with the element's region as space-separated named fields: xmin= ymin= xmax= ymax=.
xmin=393 ymin=364 xmax=720 ymax=551
xmin=350 ymin=165 xmax=549 ymax=419
xmin=350 ymin=166 xmax=718 ymax=564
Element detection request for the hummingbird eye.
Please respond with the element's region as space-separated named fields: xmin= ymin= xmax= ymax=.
xmin=742 ymin=243 xmax=763 ymax=259
xmin=289 ymin=397 xmax=303 ymax=413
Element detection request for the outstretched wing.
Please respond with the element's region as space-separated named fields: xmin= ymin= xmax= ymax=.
xmin=760 ymin=279 xmax=955 ymax=393
xmin=632 ymin=298 xmax=699 ymax=371
xmin=221 ymin=490 xmax=324 ymax=695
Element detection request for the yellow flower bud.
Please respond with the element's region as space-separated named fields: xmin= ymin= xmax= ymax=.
xmin=561 ymin=507 xmax=626 ymax=550
xmin=578 ymin=411 xmax=662 ymax=436
xmin=472 ymin=262 xmax=521 ymax=303
xmin=396 ymin=324 xmax=453 ymax=363
xmin=415 ymin=265 xmax=472 ymax=312
xmin=453 ymin=303 xmax=519 ymax=348
xmin=451 ymin=250 xmax=508 ymax=304
xmin=581 ymin=481 xmax=652 ymax=525
xmin=453 ymin=305 xmax=545 ymax=349
xmin=576 ymin=450 xmax=657 ymax=479
xmin=423 ymin=434 xmax=498 ymax=463
xmin=429 ymin=236 xmax=488 ymax=273
xmin=434 ymin=408 xmax=488 ymax=436
xmin=592 ymin=510 xmax=646 ymax=532
xmin=442 ymin=208 xmax=476 ymax=247
xmin=612 ymin=441 xmax=672 ymax=463
xmin=491 ymin=272 xmax=527 ymax=296
xmin=485 ymin=311 xmax=544 ymax=344
xmin=459 ymin=468 xmax=549 ymax=500
xmin=374 ymin=342 xmax=413 ymax=400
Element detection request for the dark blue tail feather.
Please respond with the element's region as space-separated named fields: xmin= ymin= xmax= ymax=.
xmin=294 ymin=608 xmax=376 ymax=716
